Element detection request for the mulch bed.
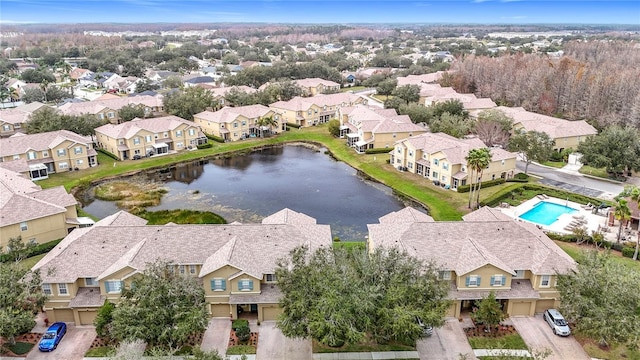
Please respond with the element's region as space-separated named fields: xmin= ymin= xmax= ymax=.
xmin=465 ymin=324 xmax=517 ymax=337
xmin=228 ymin=330 xmax=259 ymax=347
xmin=0 ymin=333 xmax=40 ymax=357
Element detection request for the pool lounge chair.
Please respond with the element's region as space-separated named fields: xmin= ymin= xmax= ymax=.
xmin=581 ymin=202 xmax=593 ymax=209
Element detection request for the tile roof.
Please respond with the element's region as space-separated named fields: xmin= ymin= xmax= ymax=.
xmin=194 ymin=105 xmax=273 ymax=123
xmin=207 ymin=86 xmax=257 ymax=98
xmin=368 ymin=208 xmax=576 ymax=277
xmin=0 ymin=108 xmax=31 ymax=125
xmin=0 ymin=130 xmax=92 ymax=157
xmin=495 ymin=106 xmax=598 ymax=139
xmin=396 ymin=72 xmax=445 ymax=86
xmin=462 ymin=206 xmax=513 ymax=222
xmin=33 ymin=209 xmax=332 ymax=283
xmin=95 ymin=115 xmax=199 ymax=139
xmin=94 ymin=210 xmax=148 ymax=226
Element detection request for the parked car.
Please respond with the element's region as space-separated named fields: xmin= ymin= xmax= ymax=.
xmin=416 ymin=316 xmax=433 ymax=337
xmin=38 ymin=322 xmax=67 ymax=351
xmin=543 ymin=309 xmax=571 ymax=336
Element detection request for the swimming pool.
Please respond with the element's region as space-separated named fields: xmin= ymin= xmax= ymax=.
xmin=518 ymin=201 xmax=577 ymax=226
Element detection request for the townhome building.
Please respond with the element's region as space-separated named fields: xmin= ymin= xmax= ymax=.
xmin=367 ymin=206 xmax=577 ymax=318
xmin=193 ymin=104 xmax=283 ymax=142
xmin=270 ymin=93 xmax=367 ymax=128
xmin=292 ymin=77 xmax=341 ymax=96
xmin=0 ymin=167 xmax=91 ymax=250
xmin=339 ymin=105 xmax=428 ymax=153
xmin=488 ymin=106 xmax=598 ymax=152
xmin=391 ymin=132 xmax=517 ymax=190
xmin=32 ymin=208 xmax=331 ymax=325
xmin=204 ymin=86 xmax=258 ymax=108
xmin=0 ymin=102 xmax=51 ymax=137
xmin=94 ymin=115 xmax=207 ymax=160
xmin=423 ymin=92 xmax=497 ymax=112
xmin=0 ymin=130 xmax=97 ymax=180
xmin=58 ymin=95 xmax=165 ymax=124
xmin=396 ymin=71 xmax=446 ymax=86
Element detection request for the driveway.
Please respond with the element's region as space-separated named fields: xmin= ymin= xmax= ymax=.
xmin=256 ymin=321 xmax=311 ymax=360
xmin=417 ymin=318 xmax=476 ymax=360
xmin=201 ymin=318 xmax=231 ymax=356
xmin=511 ymin=315 xmax=589 ymax=360
xmin=26 ymin=325 xmax=95 ymax=360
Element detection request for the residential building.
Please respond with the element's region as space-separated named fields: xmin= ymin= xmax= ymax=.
xmin=423 ymin=92 xmax=497 ymax=112
xmin=339 ymin=105 xmax=428 ymax=153
xmin=396 ymin=71 xmax=446 ymax=86
xmin=58 ymin=95 xmax=165 ymax=124
xmin=94 ymin=115 xmax=207 ymax=160
xmin=490 ymin=106 xmax=598 ymax=152
xmin=32 ymin=208 xmax=331 ymax=325
xmin=270 ymin=93 xmax=367 ymax=128
xmin=291 ymin=78 xmax=341 ymax=96
xmin=0 ymin=167 xmax=91 ymax=250
xmin=0 ymin=130 xmax=97 ymax=179
xmin=194 ymin=105 xmax=283 ymax=142
xmin=368 ymin=206 xmax=577 ymax=318
xmin=391 ymin=132 xmax=517 ymax=190
xmin=205 ymin=86 xmax=257 ymax=108
xmin=0 ymin=102 xmax=51 ymax=137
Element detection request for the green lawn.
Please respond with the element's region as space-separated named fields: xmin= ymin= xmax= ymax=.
xmin=313 ymin=339 xmax=415 ymax=353
xmin=85 ymin=346 xmax=115 ymax=357
xmin=578 ymin=165 xmax=610 ymax=179
xmin=340 ymin=86 xmax=366 ymax=92
xmin=467 ymin=333 xmax=528 ymax=350
xmin=333 ymin=241 xmax=366 ymax=250
xmin=18 ymin=253 xmax=46 ymax=270
xmin=2 ymin=342 xmax=33 ymax=355
xmin=226 ymin=344 xmax=256 ymax=355
xmin=541 ymin=161 xmax=565 ymax=169
xmin=554 ymin=241 xmax=640 ymax=271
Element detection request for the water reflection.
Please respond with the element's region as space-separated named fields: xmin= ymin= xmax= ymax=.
xmin=83 ymin=145 xmax=414 ymax=240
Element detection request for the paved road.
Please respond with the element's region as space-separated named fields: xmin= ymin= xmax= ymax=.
xmin=511 ymin=315 xmax=589 ymax=360
xmin=517 ymin=161 xmax=624 ymax=197
xmin=417 ymin=318 xmax=476 ymax=360
xmin=26 ymin=325 xmax=95 ymax=360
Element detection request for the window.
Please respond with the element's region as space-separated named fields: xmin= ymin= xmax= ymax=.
xmin=442 ymin=162 xmax=449 ymax=170
xmin=42 ymin=284 xmax=52 ymax=295
xmin=42 ymin=151 xmax=49 ymax=157
xmin=2 ymin=124 xmax=10 ymax=131
xmin=233 ymin=122 xmax=238 ymax=128
xmin=59 ymin=162 xmax=68 ymax=169
xmin=266 ymin=274 xmax=277 ymax=282
xmin=392 ymin=133 xmax=397 ymax=138
xmin=189 ymin=265 xmax=196 ymax=274
xmin=188 ymin=128 xmax=195 ymax=136
xmin=176 ymin=130 xmax=183 ymax=137
xmin=133 ymin=137 xmax=140 ymax=145
xmin=20 ymin=222 xmax=28 ymax=231
xmin=85 ymin=278 xmax=98 ymax=286
xmin=241 ymin=121 xmax=246 ymax=126
xmin=27 ymin=151 xmax=36 ymax=160
xmin=408 ymin=151 xmax=413 ymax=156
xmin=105 ymin=280 xmax=123 ymax=293
xmin=98 ymin=113 xmax=104 ymax=120
xmin=163 ymin=132 xmax=168 ymax=138
xmin=238 ymin=279 xmax=253 ymax=291
xmin=408 ymin=162 xmax=413 ymax=169
xmin=501 ymin=160 xmax=505 ymax=165
xmin=434 ymin=159 xmax=439 ymax=166
xmin=397 ymin=148 xmax=401 ymax=154
xmin=107 ymin=112 xmax=115 ymax=118
xmin=145 ymin=135 xmax=152 ymax=142
xmin=180 ymin=265 xmax=185 ymax=274
xmin=210 ymin=278 xmax=226 ymax=291
xmin=432 ymin=171 xmax=438 ymax=179
xmin=13 ymin=154 xmax=20 ymax=160
xmin=58 ymin=283 xmax=68 ymax=295
xmin=514 ymin=270 xmax=525 ymax=279
xmin=438 ymin=271 xmax=451 ymax=280
xmin=74 ymin=146 xmax=83 ymax=154
xmin=76 ymin=159 xmax=84 ymax=165
xmin=466 ymin=275 xmax=480 ymax=287
xmin=491 ymin=275 xmax=506 ymax=286
xmin=540 ymin=275 xmax=551 ymax=287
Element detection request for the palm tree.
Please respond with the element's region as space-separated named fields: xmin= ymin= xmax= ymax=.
xmin=465 ymin=148 xmax=492 ymax=210
xmin=256 ymin=116 xmax=278 ymax=138
xmin=613 ymin=198 xmax=631 ymax=244
xmin=628 ymin=186 xmax=640 ymax=260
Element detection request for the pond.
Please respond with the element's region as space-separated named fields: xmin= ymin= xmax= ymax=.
xmin=83 ymin=145 xmax=417 ymax=240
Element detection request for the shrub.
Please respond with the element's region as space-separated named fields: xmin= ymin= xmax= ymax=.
xmin=514 ymin=173 xmax=529 ymax=180
xmin=286 ymin=122 xmax=301 ymax=129
xmin=0 ymin=238 xmax=63 ymax=263
xmin=197 ymin=143 xmax=213 ymax=149
xmin=621 ymin=247 xmax=635 ymax=258
xmin=327 ymin=119 xmax=340 ymax=137
xmin=235 ymin=324 xmax=251 ymax=343
xmin=95 ymin=301 xmax=115 ymax=339
xmin=205 ymin=133 xmax=225 ymax=143
xmin=457 ymin=179 xmax=506 ymax=193
xmin=364 ymin=148 xmax=393 ymax=154
xmin=506 ymin=178 xmax=528 ymax=183
xmin=232 ymin=319 xmax=249 ymax=331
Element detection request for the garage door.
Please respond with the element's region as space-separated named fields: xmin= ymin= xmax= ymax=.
xmin=54 ymin=309 xmax=74 ymax=323
xmin=211 ymin=304 xmax=230 ymax=318
xmin=262 ymin=306 xmax=283 ymax=321
xmin=510 ymin=301 xmax=532 ymax=316
xmin=79 ymin=310 xmax=97 ymax=325
xmin=535 ymin=299 xmax=556 ymax=313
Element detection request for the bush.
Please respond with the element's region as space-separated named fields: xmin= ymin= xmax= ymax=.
xmin=506 ymin=178 xmax=529 ymax=183
xmin=327 ymin=119 xmax=340 ymax=137
xmin=514 ymin=173 xmax=529 ymax=180
xmin=622 ymin=247 xmax=635 ymax=258
xmin=0 ymin=238 xmax=63 ymax=263
xmin=364 ymin=148 xmax=393 ymax=154
xmin=205 ymin=133 xmax=225 ymax=143
xmin=457 ymin=179 xmax=506 ymax=193
xmin=286 ymin=122 xmax=301 ymax=129
xmin=546 ymin=233 xmax=578 ymax=243
xmin=95 ymin=301 xmax=115 ymax=339
xmin=197 ymin=143 xmax=213 ymax=149
xmin=235 ymin=324 xmax=251 ymax=343
xmin=232 ymin=319 xmax=249 ymax=331
xmin=97 ymin=148 xmax=119 ymax=161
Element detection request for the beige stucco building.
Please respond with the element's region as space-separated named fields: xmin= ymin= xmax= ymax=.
xmin=33 ymin=209 xmax=331 ymax=325
xmin=94 ymin=115 xmax=207 ymax=160
xmin=391 ymin=132 xmax=517 ymax=190
xmin=194 ymin=104 xmax=283 ymax=142
xmin=368 ymin=207 xmax=577 ymax=318
xmin=270 ymin=93 xmax=367 ymax=128
xmin=58 ymin=95 xmax=164 ymax=125
xmin=292 ymin=78 xmax=341 ymax=96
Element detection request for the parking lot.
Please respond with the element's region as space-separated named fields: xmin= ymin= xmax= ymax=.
xmin=26 ymin=325 xmax=95 ymax=360
xmin=511 ymin=315 xmax=589 ymax=360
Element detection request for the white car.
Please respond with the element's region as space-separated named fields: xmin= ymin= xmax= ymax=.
xmin=543 ymin=309 xmax=571 ymax=336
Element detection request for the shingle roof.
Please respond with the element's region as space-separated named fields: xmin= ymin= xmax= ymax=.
xmin=368 ymin=208 xmax=576 ymax=277
xmin=495 ymin=106 xmax=598 ymax=139
xmin=398 ymin=132 xmax=502 ymax=166
xmin=95 ymin=115 xmax=199 ymax=139
xmin=0 ymin=130 xmax=92 ymax=157
xmin=34 ymin=209 xmax=332 ymax=283
xmin=378 ymin=207 xmax=434 ymax=223
xmin=294 ymin=77 xmax=340 ymax=88
xmin=194 ymin=105 xmax=273 ymax=123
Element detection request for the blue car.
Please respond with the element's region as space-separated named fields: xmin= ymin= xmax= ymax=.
xmin=38 ymin=322 xmax=67 ymax=351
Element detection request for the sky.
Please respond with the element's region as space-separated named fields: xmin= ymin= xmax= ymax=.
xmin=1 ymin=0 xmax=639 ymax=25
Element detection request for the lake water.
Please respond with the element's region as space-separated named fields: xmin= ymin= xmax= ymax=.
xmin=83 ymin=145 xmax=413 ymax=240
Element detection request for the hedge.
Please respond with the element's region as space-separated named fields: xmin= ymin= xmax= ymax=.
xmin=97 ymin=148 xmax=120 ymax=161
xmin=197 ymin=143 xmax=213 ymax=149
xmin=622 ymin=247 xmax=636 ymax=258
xmin=457 ymin=179 xmax=506 ymax=193
xmin=482 ymin=183 xmax=611 ymax=208
xmin=286 ymin=122 xmax=301 ymax=129
xmin=506 ymin=178 xmax=529 ymax=183
xmin=205 ymin=133 xmax=225 ymax=143
xmin=364 ymin=148 xmax=393 ymax=155
xmin=0 ymin=238 xmax=63 ymax=263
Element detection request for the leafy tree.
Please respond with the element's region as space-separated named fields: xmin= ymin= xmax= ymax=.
xmin=471 ymin=291 xmax=506 ymax=333
xmin=111 ymin=260 xmax=208 ymax=348
xmin=557 ymin=251 xmax=640 ymax=348
xmin=95 ymin=301 xmax=115 ymax=339
xmin=398 ymin=103 xmax=431 ymax=124
xmin=465 ymin=148 xmax=492 ymax=209
xmin=4 ymin=236 xmax=36 ymax=262
xmin=26 ymin=108 xmax=107 ymax=136
xmin=276 ymin=246 xmax=450 ymax=347
xmin=0 ymin=262 xmax=47 ymax=345
xmin=612 ymin=198 xmax=631 ymax=244
xmin=22 ymin=87 xmax=45 ymax=103
xmin=163 ymin=86 xmax=214 ymax=121
xmin=225 ymin=88 xmax=258 ymax=107
xmin=375 ymin=78 xmax=397 ymax=100
xmin=508 ymin=130 xmax=554 ymax=174
xmin=429 ymin=99 xmax=468 ymax=119
xmin=621 ymin=186 xmax=640 ymax=259
xmin=134 ymin=78 xmax=160 ymax=93
xmin=392 ymin=84 xmax=420 ymax=105
xmin=577 ymin=126 xmax=640 ymax=175
xmin=474 ymin=109 xmax=514 ymax=147
xmin=118 ymin=104 xmax=146 ymax=122
xmin=327 ymin=119 xmax=340 ymax=137
xmin=20 ymin=68 xmax=56 ymax=83
xmin=162 ymin=75 xmax=183 ymax=89
xmin=384 ymin=96 xmax=404 ymax=112
xmin=429 ymin=112 xmax=473 ymax=138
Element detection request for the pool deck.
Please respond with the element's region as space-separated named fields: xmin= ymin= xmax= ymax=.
xmin=499 ymin=197 xmax=612 ymax=237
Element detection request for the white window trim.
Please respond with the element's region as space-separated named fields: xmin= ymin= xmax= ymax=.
xmin=540 ymin=275 xmax=551 ymax=288
xmin=58 ymin=283 xmax=68 ymax=295
xmin=42 ymin=283 xmax=52 ymax=295
xmin=468 ymin=275 xmax=479 ymax=287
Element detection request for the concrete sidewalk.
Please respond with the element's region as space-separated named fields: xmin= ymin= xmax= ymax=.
xmin=474 ymin=349 xmax=532 ymax=357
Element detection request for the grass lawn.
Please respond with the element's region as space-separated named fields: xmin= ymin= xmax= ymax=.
xmin=333 ymin=241 xmax=366 ymax=250
xmin=313 ymin=339 xmax=415 ymax=353
xmin=2 ymin=342 xmax=33 ymax=355
xmin=541 ymin=161 xmax=566 ymax=169
xmin=467 ymin=333 xmax=528 ymax=350
xmin=18 ymin=253 xmax=46 ymax=270
xmin=138 ymin=209 xmax=226 ymax=225
xmin=553 ymin=241 xmax=640 ymax=272
xmin=578 ymin=165 xmax=610 ymax=179
xmin=226 ymin=344 xmax=257 ymax=355
xmin=85 ymin=346 xmax=115 ymax=357
xmin=574 ymin=334 xmax=640 ymax=360
xmin=340 ymin=86 xmax=366 ymax=92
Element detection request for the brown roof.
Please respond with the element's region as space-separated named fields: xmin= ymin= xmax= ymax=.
xmin=68 ymin=287 xmax=106 ymax=308
xmin=229 ymin=285 xmax=282 ymax=304
xmin=194 ymin=105 xmax=274 ymax=124
xmin=0 ymin=130 xmax=93 ymax=157
xmin=95 ymin=115 xmax=199 ymax=139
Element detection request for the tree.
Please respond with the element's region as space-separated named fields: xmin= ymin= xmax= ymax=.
xmin=474 ymin=109 xmax=514 ymax=147
xmin=163 ymin=87 xmax=214 ymax=121
xmin=0 ymin=262 xmax=47 ymax=345
xmin=465 ymin=148 xmax=492 ymax=209
xmin=22 ymin=87 xmax=45 ymax=103
xmin=111 ymin=260 xmax=208 ymax=348
xmin=118 ymin=104 xmax=146 ymax=122
xmin=276 ymin=246 xmax=450 ymax=347
xmin=327 ymin=119 xmax=340 ymax=137
xmin=429 ymin=112 xmax=473 ymax=138
xmin=508 ymin=130 xmax=554 ymax=174
xmin=20 ymin=69 xmax=56 ymax=84
xmin=94 ymin=301 xmax=115 ymax=340
xmin=375 ymin=78 xmax=397 ymax=100
xmin=26 ymin=108 xmax=107 ymax=136
xmin=162 ymin=75 xmax=183 ymax=89
xmin=255 ymin=116 xmax=278 ymax=137
xmin=135 ymin=78 xmax=160 ymax=93
xmin=577 ymin=126 xmax=640 ymax=176
xmin=612 ymin=198 xmax=631 ymax=244
xmin=627 ymin=186 xmax=640 ymax=260
xmin=471 ymin=291 xmax=506 ymax=333
xmin=557 ymin=251 xmax=640 ymax=348
xmin=398 ymin=103 xmax=431 ymax=124
xmin=392 ymin=84 xmax=420 ymax=105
